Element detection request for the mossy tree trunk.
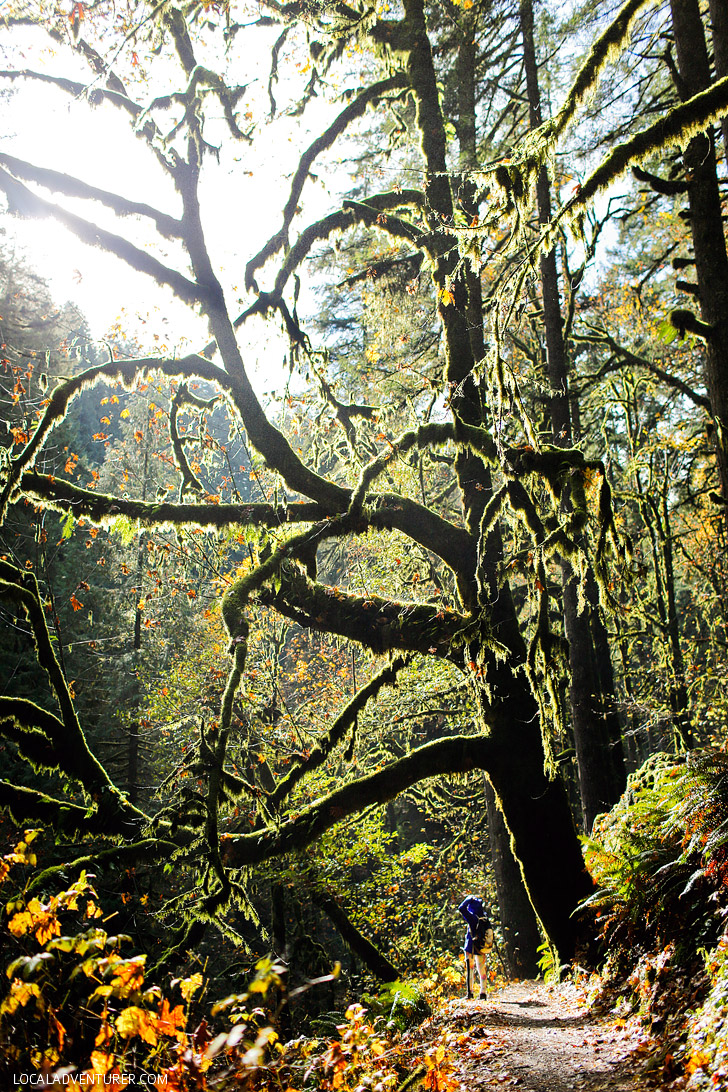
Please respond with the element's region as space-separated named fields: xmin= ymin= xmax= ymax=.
xmin=520 ymin=0 xmax=626 ymax=827
xmin=670 ymin=0 xmax=728 ymax=524
xmin=484 ymin=779 xmax=542 ymax=977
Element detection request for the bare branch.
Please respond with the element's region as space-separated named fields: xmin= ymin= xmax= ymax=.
xmin=0 ymin=167 xmax=202 ymax=304
xmin=574 ymin=328 xmax=711 ymax=410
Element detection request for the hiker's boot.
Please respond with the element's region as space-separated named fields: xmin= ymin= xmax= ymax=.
xmin=478 ymin=991 xmax=487 ymax=1000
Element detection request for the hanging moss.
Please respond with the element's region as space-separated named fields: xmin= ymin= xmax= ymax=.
xmin=564 ymin=74 xmax=728 ymax=230
xmin=0 ymin=560 xmax=143 ymax=828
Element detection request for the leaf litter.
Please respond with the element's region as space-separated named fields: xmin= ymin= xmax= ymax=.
xmin=396 ymin=979 xmax=658 ymax=1092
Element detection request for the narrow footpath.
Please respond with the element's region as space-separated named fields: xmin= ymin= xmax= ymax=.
xmin=401 ymin=979 xmax=656 ymax=1091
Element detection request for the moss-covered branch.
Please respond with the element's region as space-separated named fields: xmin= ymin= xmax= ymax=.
xmin=310 ymin=889 xmax=400 ymax=981
xmin=0 ymin=60 xmax=181 ymax=177
xmin=11 ymin=351 xmax=477 ymax=575
xmin=169 ymin=382 xmax=216 ymax=497
xmin=223 ymin=732 xmax=492 ymax=867
xmin=0 ymin=781 xmax=134 ymax=836
xmin=255 ymin=560 xmax=469 ymax=657
xmin=573 ymin=328 xmax=712 ymax=411
xmin=348 ymin=421 xmax=494 ymax=514
xmin=564 ymin=74 xmax=728 ymax=227
xmin=22 ymin=470 xmax=326 ymax=528
xmin=0 ymin=354 xmax=228 ymax=522
xmin=551 ymin=0 xmax=653 ymax=145
xmin=0 ymin=152 xmax=183 ymax=239
xmin=25 ymin=838 xmax=176 ymax=896
xmin=246 ymin=73 xmax=409 ymax=290
xmin=0 ymin=697 xmax=66 ymax=771
xmin=271 ymin=195 xmax=426 ymax=299
xmin=270 ymin=653 xmax=413 ymax=808
xmin=142 ymin=64 xmax=251 ymax=143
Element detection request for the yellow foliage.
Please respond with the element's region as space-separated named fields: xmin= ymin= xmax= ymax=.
xmin=156 ymin=998 xmax=186 ymax=1041
xmin=0 ymin=830 xmax=42 ymax=885
xmin=0 ymin=979 xmax=41 ymax=1016
xmin=116 ymin=1005 xmax=158 ymax=1046
xmin=7 ymin=911 xmax=33 ymax=938
xmin=179 ymin=972 xmax=203 ymax=1001
xmin=8 ymin=899 xmax=61 ymax=946
xmin=88 ymin=1049 xmax=116 ymax=1074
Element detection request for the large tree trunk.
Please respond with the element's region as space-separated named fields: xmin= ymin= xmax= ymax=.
xmin=520 ymin=0 xmax=626 ymax=827
xmin=474 ymin=594 xmax=595 ymax=962
xmin=455 ymin=16 xmax=550 ymax=963
xmin=670 ymin=0 xmax=728 ymax=520
xmin=484 ymin=779 xmax=542 ymax=976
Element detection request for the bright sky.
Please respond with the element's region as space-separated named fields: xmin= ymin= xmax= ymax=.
xmin=0 ymin=17 xmax=342 ymax=387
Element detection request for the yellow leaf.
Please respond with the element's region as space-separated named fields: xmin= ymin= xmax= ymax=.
xmin=179 ymin=972 xmax=203 ymax=1001
xmin=0 ymin=979 xmax=41 ymax=1015
xmin=440 ymin=288 xmax=454 ymax=307
xmin=116 ymin=1006 xmax=158 ymax=1046
xmin=8 ymin=911 xmax=32 ymax=937
xmin=111 ymin=957 xmax=146 ymax=996
xmin=157 ymin=999 xmax=186 ymax=1040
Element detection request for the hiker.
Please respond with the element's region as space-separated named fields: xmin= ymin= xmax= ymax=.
xmin=458 ymin=894 xmax=494 ymax=1000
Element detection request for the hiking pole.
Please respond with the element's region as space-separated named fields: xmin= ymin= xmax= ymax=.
xmin=465 ymin=954 xmax=471 ymax=998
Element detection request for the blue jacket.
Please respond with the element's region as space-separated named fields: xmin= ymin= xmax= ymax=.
xmin=458 ymin=896 xmax=492 ymax=954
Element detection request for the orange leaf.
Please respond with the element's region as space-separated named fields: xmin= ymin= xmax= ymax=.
xmin=157 ymin=999 xmax=186 ymax=1040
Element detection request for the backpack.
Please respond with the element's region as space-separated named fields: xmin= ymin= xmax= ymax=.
xmin=463 ymin=896 xmax=494 ymax=952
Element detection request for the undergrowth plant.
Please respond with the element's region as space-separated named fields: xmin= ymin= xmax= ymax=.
xmin=0 ymin=831 xmax=285 ymax=1086
xmin=583 ymin=749 xmax=728 ymax=1084
xmin=0 ymin=830 xmax=456 ymax=1089
xmin=583 ymin=750 xmax=728 ymax=965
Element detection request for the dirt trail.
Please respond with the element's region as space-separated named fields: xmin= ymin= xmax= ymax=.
xmin=427 ymin=979 xmax=654 ymax=1091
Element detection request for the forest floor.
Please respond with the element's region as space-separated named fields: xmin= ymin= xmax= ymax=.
xmin=398 ymin=979 xmax=661 ymax=1091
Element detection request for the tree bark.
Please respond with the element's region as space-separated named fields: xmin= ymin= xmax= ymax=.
xmin=484 ymin=779 xmax=541 ymax=977
xmin=670 ymin=0 xmax=728 ymax=522
xmin=708 ymin=0 xmax=728 ymax=174
xmin=520 ymin=0 xmax=626 ymax=828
